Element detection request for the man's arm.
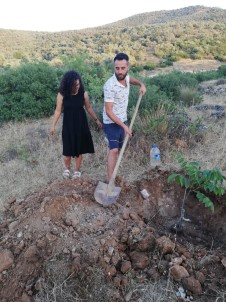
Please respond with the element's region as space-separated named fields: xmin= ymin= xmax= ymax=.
xmin=105 ymin=102 xmax=132 ymax=137
xmin=130 ymin=76 xmax=147 ymax=95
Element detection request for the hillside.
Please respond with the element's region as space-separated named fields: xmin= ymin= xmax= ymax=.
xmin=0 ymin=7 xmax=226 ymax=300
xmin=0 ymin=75 xmax=226 ymax=301
xmin=106 ymin=5 xmax=226 ymax=27
xmin=0 ymin=5 xmax=226 ymax=67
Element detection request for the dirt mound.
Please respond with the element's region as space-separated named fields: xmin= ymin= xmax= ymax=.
xmin=0 ymin=170 xmax=226 ymax=302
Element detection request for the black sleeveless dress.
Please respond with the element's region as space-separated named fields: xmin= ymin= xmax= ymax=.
xmin=62 ymin=91 xmax=94 ymax=157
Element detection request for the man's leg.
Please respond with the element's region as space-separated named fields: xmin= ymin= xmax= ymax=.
xmin=107 ymin=148 xmax=118 ymax=182
xmin=103 ymin=123 xmax=124 ymax=183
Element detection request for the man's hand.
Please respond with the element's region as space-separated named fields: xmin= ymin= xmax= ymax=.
xmin=139 ymin=83 xmax=147 ymax=95
xmin=123 ymin=125 xmax=132 ymax=137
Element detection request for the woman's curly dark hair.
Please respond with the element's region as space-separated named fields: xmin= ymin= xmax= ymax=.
xmin=59 ymin=70 xmax=85 ymax=97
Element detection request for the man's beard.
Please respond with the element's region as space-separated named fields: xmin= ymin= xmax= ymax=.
xmin=115 ymin=72 xmax=127 ymax=81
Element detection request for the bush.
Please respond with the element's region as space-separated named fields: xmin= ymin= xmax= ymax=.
xmin=218 ymin=65 xmax=226 ymax=77
xmin=179 ymin=85 xmax=203 ymax=107
xmin=0 ymin=63 xmax=59 ymax=123
xmin=194 ymin=70 xmax=218 ymax=82
xmin=168 ymin=155 xmax=226 ymax=212
xmin=149 ymin=71 xmax=199 ymax=103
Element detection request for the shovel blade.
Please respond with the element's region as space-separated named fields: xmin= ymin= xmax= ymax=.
xmin=94 ymin=181 xmax=121 ymax=206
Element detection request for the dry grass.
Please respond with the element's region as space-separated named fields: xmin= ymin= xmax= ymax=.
xmin=1 ymin=107 xmax=226 ymax=301
xmin=1 ymin=102 xmax=226 ymax=212
xmin=1 ymin=77 xmax=226 ymax=211
xmin=0 ymin=116 xmax=150 ymax=210
xmin=34 ymin=259 xmax=116 ymax=302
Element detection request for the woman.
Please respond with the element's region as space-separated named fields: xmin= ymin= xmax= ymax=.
xmin=50 ymin=70 xmax=102 ymax=179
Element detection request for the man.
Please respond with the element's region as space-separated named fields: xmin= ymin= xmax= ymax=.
xmin=103 ymin=52 xmax=147 ymax=182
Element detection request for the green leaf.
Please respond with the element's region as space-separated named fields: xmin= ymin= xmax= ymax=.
xmin=183 ymin=178 xmax=190 ymax=188
xmin=196 ymin=192 xmax=214 ymax=212
xmin=167 ymin=174 xmax=179 ymax=183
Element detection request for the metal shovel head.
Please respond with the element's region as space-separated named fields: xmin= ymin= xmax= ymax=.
xmin=94 ymin=181 xmax=121 ymax=206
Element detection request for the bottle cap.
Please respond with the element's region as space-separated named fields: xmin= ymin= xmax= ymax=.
xmin=152 ymin=143 xmax=157 ymax=147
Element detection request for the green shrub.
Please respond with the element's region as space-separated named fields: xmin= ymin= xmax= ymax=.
xmin=149 ymin=71 xmax=199 ymax=103
xmin=179 ymin=85 xmax=203 ymax=106
xmin=194 ymin=70 xmax=218 ymax=82
xmin=168 ymin=155 xmax=226 ymax=212
xmin=0 ymin=63 xmax=59 ymax=122
xmin=218 ymin=65 xmax=226 ymax=77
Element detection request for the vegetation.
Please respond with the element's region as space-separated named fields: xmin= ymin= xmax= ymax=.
xmin=0 ymin=6 xmax=226 ymax=301
xmin=0 ymin=6 xmax=226 ymax=68
xmin=167 ymin=155 xmax=226 ymax=212
xmin=1 ymin=56 xmax=225 ymax=126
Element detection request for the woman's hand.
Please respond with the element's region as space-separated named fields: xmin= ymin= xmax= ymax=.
xmin=95 ymin=119 xmax=102 ymax=129
xmin=50 ymin=125 xmax=55 ymax=137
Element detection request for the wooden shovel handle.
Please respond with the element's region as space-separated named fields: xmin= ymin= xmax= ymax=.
xmin=109 ymin=94 xmax=143 ymax=186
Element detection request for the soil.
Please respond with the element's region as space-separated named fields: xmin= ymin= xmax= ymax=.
xmin=0 ymin=169 xmax=226 ymax=302
xmin=0 ymin=59 xmax=226 ymax=301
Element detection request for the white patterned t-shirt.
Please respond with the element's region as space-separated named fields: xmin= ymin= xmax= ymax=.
xmin=103 ymin=74 xmax=130 ymax=124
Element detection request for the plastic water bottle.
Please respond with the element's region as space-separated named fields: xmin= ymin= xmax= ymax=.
xmin=150 ymin=144 xmax=161 ymax=167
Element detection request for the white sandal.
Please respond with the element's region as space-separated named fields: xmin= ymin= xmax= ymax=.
xmin=62 ymin=169 xmax=70 ymax=179
xmin=72 ymin=171 xmax=81 ymax=179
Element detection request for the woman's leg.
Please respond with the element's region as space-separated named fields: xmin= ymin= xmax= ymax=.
xmin=63 ymin=156 xmax=71 ymax=170
xmin=62 ymin=156 xmax=72 ymax=178
xmin=75 ymin=155 xmax=83 ymax=171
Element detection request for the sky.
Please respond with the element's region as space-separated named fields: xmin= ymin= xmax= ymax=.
xmin=1 ymin=0 xmax=226 ymax=32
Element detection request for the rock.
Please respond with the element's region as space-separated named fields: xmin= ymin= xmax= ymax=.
xmin=113 ymin=275 xmax=121 ymax=287
xmin=170 ymin=257 xmax=183 ymax=266
xmin=106 ymin=265 xmax=117 ymax=278
xmin=221 ymin=257 xmax=226 ymax=269
xmin=70 ymin=256 xmax=81 ymax=274
xmin=21 ymin=292 xmax=33 ymax=302
xmin=156 ymin=236 xmax=175 ymax=255
xmin=129 ymin=212 xmax=140 ymax=221
xmin=195 ymin=271 xmax=206 ymax=284
xmin=170 ymin=265 xmax=189 ymax=282
xmin=133 ymin=233 xmax=156 ymax=252
xmin=8 ymin=220 xmax=19 ymax=232
xmin=130 ymin=251 xmax=149 ymax=270
xmin=121 ymin=261 xmax=132 ymax=273
xmin=0 ymin=249 xmax=14 ymax=272
xmin=182 ymin=276 xmax=202 ymax=295
xmin=24 ymin=246 xmax=39 ymax=263
xmin=122 ymin=208 xmax=130 ymax=220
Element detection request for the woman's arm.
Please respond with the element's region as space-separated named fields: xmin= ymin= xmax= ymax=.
xmin=50 ymin=92 xmax=63 ymax=136
xmin=84 ymin=91 xmax=102 ymax=128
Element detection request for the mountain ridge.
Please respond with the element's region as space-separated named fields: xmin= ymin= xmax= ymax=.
xmin=101 ymin=5 xmax=226 ymax=29
xmin=0 ymin=5 xmax=226 ymax=67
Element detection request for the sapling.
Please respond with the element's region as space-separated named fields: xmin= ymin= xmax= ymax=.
xmin=167 ymin=155 xmax=226 ymax=231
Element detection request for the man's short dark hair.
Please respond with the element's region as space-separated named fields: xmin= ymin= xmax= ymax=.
xmin=114 ymin=53 xmax=129 ymax=62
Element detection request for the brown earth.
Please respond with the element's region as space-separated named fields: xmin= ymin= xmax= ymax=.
xmin=147 ymin=59 xmax=224 ymax=77
xmin=1 ymin=60 xmax=226 ymax=301
xmin=0 ymin=169 xmax=226 ymax=302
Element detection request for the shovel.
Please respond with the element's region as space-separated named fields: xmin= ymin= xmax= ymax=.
xmin=94 ymin=94 xmax=143 ymax=206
